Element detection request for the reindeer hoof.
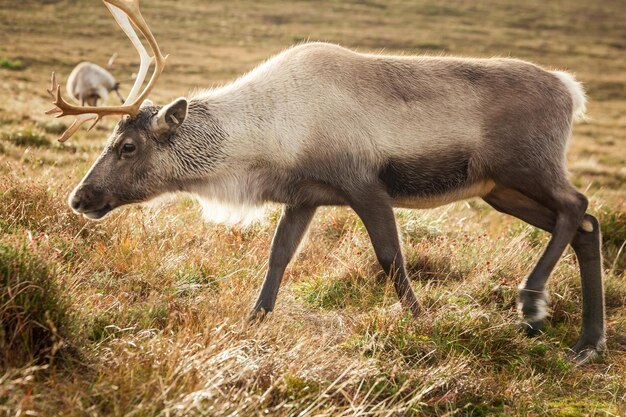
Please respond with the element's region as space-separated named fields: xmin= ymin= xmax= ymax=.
xmin=566 ymin=336 xmax=606 ymax=365
xmin=248 ymin=307 xmax=271 ymax=323
xmin=521 ymin=319 xmax=544 ymax=336
xmin=518 ymin=288 xmax=549 ymax=335
xmin=566 ymin=346 xmax=600 ymax=365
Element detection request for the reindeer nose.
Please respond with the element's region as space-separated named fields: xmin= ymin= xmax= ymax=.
xmin=69 ymin=184 xmax=99 ymax=213
xmin=70 ymin=192 xmax=83 ymax=211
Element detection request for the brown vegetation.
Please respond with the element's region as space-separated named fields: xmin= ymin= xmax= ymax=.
xmin=0 ymin=0 xmax=624 ymax=415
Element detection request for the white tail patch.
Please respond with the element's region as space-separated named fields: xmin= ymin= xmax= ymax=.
xmin=552 ymin=70 xmax=587 ymax=121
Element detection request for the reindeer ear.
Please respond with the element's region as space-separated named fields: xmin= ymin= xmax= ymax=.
xmin=152 ymin=97 xmax=188 ymax=134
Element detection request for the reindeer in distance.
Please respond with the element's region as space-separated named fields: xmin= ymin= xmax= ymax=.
xmin=66 ymin=53 xmax=126 ymax=107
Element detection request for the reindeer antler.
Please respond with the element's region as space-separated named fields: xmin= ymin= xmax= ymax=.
xmin=46 ymin=0 xmax=167 ymax=142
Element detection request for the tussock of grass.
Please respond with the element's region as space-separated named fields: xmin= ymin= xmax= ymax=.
xmin=0 ymin=182 xmax=56 ymax=233
xmin=0 ymin=240 xmax=69 ymax=367
xmin=0 ymin=175 xmax=83 ymax=235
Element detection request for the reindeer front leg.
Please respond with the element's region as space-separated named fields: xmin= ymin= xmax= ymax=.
xmin=250 ymin=205 xmax=317 ymax=320
xmin=346 ymin=186 xmax=421 ymax=318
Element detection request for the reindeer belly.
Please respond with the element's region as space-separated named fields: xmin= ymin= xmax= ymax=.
xmin=391 ymin=180 xmax=495 ymax=209
xmin=379 ymin=152 xmax=492 ymax=208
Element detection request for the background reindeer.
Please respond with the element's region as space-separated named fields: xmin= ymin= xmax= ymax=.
xmin=66 ymin=54 xmax=125 ymax=107
xmin=46 ymin=0 xmax=605 ymax=366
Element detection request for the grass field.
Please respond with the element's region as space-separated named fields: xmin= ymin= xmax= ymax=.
xmin=1 ymin=0 xmax=625 ymax=415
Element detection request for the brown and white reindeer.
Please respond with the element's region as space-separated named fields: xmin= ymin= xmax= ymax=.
xmin=46 ymin=0 xmax=605 ymax=363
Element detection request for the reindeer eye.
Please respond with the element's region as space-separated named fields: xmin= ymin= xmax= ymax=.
xmin=122 ymin=143 xmax=136 ymax=153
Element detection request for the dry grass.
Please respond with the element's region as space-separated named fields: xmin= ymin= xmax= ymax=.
xmin=1 ymin=0 xmax=625 ymax=415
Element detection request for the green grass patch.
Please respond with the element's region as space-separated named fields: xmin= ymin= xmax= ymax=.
xmin=85 ymin=314 xmax=122 ymax=343
xmin=84 ymin=301 xmax=169 ymax=343
xmin=261 ymin=373 xmax=321 ymax=410
xmin=280 ymin=373 xmax=320 ymax=401
xmin=294 ymin=273 xmax=386 ymax=310
xmin=546 ymin=398 xmax=621 ymax=416
xmin=39 ymin=121 xmax=69 ymax=136
xmin=0 ymin=57 xmax=25 ymax=70
xmin=1 ymin=128 xmax=51 ymax=148
xmin=174 ymin=264 xmax=220 ymax=297
xmin=346 ymin=314 xmax=439 ymax=364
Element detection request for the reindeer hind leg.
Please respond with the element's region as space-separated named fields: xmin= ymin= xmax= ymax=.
xmin=484 ymin=185 xmax=605 ymax=364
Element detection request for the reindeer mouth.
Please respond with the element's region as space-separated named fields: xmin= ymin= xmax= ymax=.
xmin=82 ymin=203 xmax=115 ymax=220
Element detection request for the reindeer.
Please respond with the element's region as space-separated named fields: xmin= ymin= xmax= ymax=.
xmin=46 ymin=0 xmax=605 ymax=364
xmin=66 ymin=55 xmax=124 ymax=107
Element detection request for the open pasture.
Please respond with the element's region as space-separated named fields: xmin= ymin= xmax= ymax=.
xmin=0 ymin=0 xmax=625 ymax=415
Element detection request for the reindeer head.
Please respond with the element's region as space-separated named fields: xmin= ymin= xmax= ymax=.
xmin=68 ymin=98 xmax=191 ymax=219
xmin=46 ymin=0 xmax=193 ymax=219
